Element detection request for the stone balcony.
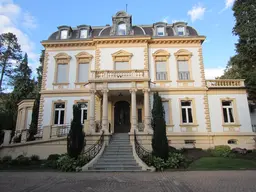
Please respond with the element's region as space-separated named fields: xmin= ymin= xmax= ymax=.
xmin=90 ymin=70 xmax=150 ymax=82
xmin=206 ymin=79 xmax=245 ymax=88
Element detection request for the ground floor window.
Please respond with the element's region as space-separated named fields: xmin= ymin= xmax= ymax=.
xmin=163 ymin=101 xmax=170 ymax=124
xmin=181 ymin=100 xmax=193 ymax=124
xmin=222 ymin=100 xmax=235 ymax=123
xmin=77 ymin=102 xmax=88 ymax=124
xmin=54 ymin=103 xmax=65 ymax=125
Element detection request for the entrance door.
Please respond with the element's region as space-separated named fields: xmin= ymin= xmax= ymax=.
xmin=114 ymin=101 xmax=130 ymax=133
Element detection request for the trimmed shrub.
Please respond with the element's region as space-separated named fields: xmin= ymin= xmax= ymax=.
xmin=57 ymin=154 xmax=77 ymax=172
xmin=30 ymin=155 xmax=40 ymax=161
xmin=47 ymin=154 xmax=61 ymax=161
xmin=152 ymin=156 xmax=166 ymax=171
xmin=211 ymin=145 xmax=231 ymax=157
xmin=2 ymin=156 xmax=12 ymax=163
xmin=15 ymin=155 xmax=30 ymax=165
xmin=76 ymin=155 xmax=89 ymax=167
xmin=165 ymin=153 xmax=185 ymax=169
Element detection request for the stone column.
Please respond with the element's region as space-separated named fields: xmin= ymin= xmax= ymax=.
xmin=89 ymin=90 xmax=96 ymax=134
xmin=143 ymin=88 xmax=151 ymax=133
xmin=101 ymin=89 xmax=109 ymax=133
xmin=130 ymin=88 xmax=137 ymax=133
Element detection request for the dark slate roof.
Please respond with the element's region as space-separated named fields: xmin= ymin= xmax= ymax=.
xmin=47 ymin=24 xmax=199 ymax=40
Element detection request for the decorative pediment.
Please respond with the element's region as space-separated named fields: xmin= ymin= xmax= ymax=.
xmin=153 ymin=49 xmax=170 ymax=61
xmin=174 ymin=49 xmax=192 ymax=60
xmin=75 ymin=52 xmax=93 ymax=63
xmin=112 ymin=50 xmax=133 ymax=62
xmin=54 ymin=53 xmax=71 ymax=64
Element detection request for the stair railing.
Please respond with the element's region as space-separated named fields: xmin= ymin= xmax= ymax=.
xmin=134 ymin=130 xmax=153 ymax=166
xmin=83 ymin=131 xmax=105 ymax=161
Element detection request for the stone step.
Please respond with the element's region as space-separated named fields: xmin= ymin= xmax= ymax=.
xmin=102 ymin=153 xmax=133 ymax=157
xmin=97 ymin=159 xmax=137 ymax=163
xmin=99 ymin=157 xmax=135 ymax=161
xmin=86 ymin=169 xmax=145 ymax=172
xmin=91 ymin=166 xmax=142 ymax=171
xmin=95 ymin=162 xmax=138 ymax=166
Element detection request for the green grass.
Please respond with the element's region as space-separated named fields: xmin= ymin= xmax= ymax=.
xmin=188 ymin=157 xmax=256 ymax=170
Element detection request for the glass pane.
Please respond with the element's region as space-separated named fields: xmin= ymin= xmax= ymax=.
xmin=60 ymin=110 xmax=65 ymax=124
xmin=181 ymin=101 xmax=191 ymax=106
xmin=57 ymin=64 xmax=67 ymax=83
xmin=55 ymin=103 xmax=65 ymax=108
xmin=78 ymin=63 xmax=89 ymax=82
xmin=156 ymin=72 xmax=167 ymax=80
xmin=182 ymin=108 xmax=187 ymax=123
xmin=178 ymin=27 xmax=184 ymax=35
xmin=138 ymin=109 xmax=142 ymax=123
xmin=157 ymin=26 xmax=164 ymax=36
xmin=83 ymin=109 xmax=87 ymax=120
xmin=178 ymin=72 xmax=190 ymax=80
xmin=80 ymin=29 xmax=88 ymax=38
xmin=54 ymin=111 xmax=59 ymax=124
xmin=163 ymin=102 xmax=169 ymax=124
xmin=115 ymin=62 xmax=129 ymax=70
xmin=188 ymin=108 xmax=193 ymax=123
xmin=223 ymin=108 xmax=228 ymax=123
xmin=222 ymin=101 xmax=231 ymax=106
xmin=229 ymin=108 xmax=234 ymax=122
xmin=118 ymin=23 xmax=126 ymax=35
xmin=61 ymin=30 xmax=68 ymax=39
xmin=156 ymin=62 xmax=166 ymax=72
xmin=178 ymin=60 xmax=189 ymax=71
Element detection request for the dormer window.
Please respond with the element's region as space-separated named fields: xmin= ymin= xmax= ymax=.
xmin=156 ymin=26 xmax=165 ymax=36
xmin=80 ymin=29 xmax=88 ymax=38
xmin=177 ymin=26 xmax=185 ymax=36
xmin=60 ymin=30 xmax=68 ymax=39
xmin=117 ymin=22 xmax=126 ymax=35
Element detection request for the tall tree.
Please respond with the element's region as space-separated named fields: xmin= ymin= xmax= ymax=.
xmin=151 ymin=92 xmax=169 ymax=160
xmin=221 ymin=0 xmax=256 ymax=101
xmin=0 ymin=33 xmax=22 ymax=91
xmin=27 ymin=50 xmax=44 ymax=141
xmin=67 ymin=105 xmax=85 ymax=158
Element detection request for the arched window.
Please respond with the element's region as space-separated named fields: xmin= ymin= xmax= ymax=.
xmin=117 ymin=22 xmax=126 ymax=35
xmin=228 ymin=139 xmax=238 ymax=145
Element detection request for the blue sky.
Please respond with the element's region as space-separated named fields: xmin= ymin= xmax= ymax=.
xmin=0 ymin=0 xmax=237 ymax=79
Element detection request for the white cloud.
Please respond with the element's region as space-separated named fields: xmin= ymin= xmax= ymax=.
xmin=162 ymin=16 xmax=169 ymax=23
xmin=187 ymin=4 xmax=206 ymax=22
xmin=219 ymin=0 xmax=235 ymax=13
xmin=205 ymin=67 xmax=225 ymax=79
xmin=23 ymin=11 xmax=37 ymax=29
xmin=0 ymin=0 xmax=39 ymax=70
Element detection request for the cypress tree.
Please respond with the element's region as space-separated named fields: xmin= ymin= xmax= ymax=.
xmin=67 ymin=104 xmax=85 ymax=158
xmin=151 ymin=92 xmax=169 ymax=160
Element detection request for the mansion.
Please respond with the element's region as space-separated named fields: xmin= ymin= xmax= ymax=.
xmin=3 ymin=11 xmax=254 ymax=160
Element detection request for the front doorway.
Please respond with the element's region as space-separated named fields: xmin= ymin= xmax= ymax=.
xmin=114 ymin=101 xmax=130 ymax=133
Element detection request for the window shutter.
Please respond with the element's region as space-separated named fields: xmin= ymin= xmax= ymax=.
xmin=178 ymin=60 xmax=189 ymax=72
xmin=78 ymin=63 xmax=89 ymax=82
xmin=57 ymin=64 xmax=68 ymax=83
xmin=156 ymin=62 xmax=166 ymax=72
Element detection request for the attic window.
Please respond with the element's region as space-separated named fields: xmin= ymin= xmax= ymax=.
xmin=177 ymin=26 xmax=185 ymax=36
xmin=117 ymin=23 xmax=126 ymax=35
xmin=60 ymin=30 xmax=68 ymax=39
xmin=80 ymin=29 xmax=88 ymax=38
xmin=156 ymin=26 xmax=165 ymax=36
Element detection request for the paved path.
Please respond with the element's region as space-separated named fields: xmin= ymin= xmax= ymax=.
xmin=0 ymin=171 xmax=256 ymax=192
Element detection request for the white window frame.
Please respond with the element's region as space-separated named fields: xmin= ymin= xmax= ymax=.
xmin=117 ymin=23 xmax=126 ymax=35
xmin=54 ymin=103 xmax=65 ymax=125
xmin=78 ymin=102 xmax=88 ymax=124
xmin=60 ymin=30 xmax=68 ymax=39
xmin=156 ymin=61 xmax=167 ymax=80
xmin=181 ymin=101 xmax=193 ymax=124
xmin=56 ymin=63 xmax=68 ymax=83
xmin=178 ymin=60 xmax=190 ymax=80
xmin=80 ymin=29 xmax=88 ymax=38
xmin=78 ymin=63 xmax=89 ymax=82
xmin=222 ymin=101 xmax=235 ymax=123
xmin=177 ymin=26 xmax=185 ymax=36
xmin=156 ymin=26 xmax=165 ymax=36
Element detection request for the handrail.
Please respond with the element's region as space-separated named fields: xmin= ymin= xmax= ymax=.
xmin=83 ymin=131 xmax=104 ymax=161
xmin=134 ymin=130 xmax=153 ymax=166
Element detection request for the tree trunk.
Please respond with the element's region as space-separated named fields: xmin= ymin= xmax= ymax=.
xmin=0 ymin=60 xmax=7 ymax=91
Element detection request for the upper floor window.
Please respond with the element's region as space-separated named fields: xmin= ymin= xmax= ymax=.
xmin=163 ymin=101 xmax=170 ymax=124
xmin=156 ymin=61 xmax=167 ymax=80
xmin=178 ymin=60 xmax=190 ymax=80
xmin=77 ymin=102 xmax=88 ymax=124
xmin=156 ymin=26 xmax=165 ymax=36
xmin=80 ymin=29 xmax=88 ymax=38
xmin=181 ymin=101 xmax=193 ymax=124
xmin=177 ymin=26 xmax=185 ymax=36
xmin=117 ymin=23 xmax=126 ymax=35
xmin=57 ymin=63 xmax=68 ymax=83
xmin=54 ymin=103 xmax=65 ymax=125
xmin=222 ymin=101 xmax=235 ymax=123
xmin=60 ymin=30 xmax=68 ymax=39
xmin=78 ymin=63 xmax=89 ymax=82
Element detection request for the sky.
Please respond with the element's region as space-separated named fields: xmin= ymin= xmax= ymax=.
xmin=0 ymin=0 xmax=237 ymax=79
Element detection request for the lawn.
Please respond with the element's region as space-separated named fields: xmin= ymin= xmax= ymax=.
xmin=188 ymin=157 xmax=256 ymax=170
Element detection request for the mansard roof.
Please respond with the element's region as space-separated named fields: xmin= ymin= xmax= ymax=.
xmin=46 ymin=11 xmax=200 ymax=41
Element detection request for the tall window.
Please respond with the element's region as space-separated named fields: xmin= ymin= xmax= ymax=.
xmin=156 ymin=26 xmax=165 ymax=36
xmin=222 ymin=101 xmax=234 ymax=123
xmin=178 ymin=60 xmax=190 ymax=80
xmin=138 ymin=108 xmax=142 ymax=123
xmin=163 ymin=101 xmax=170 ymax=124
xmin=117 ymin=23 xmax=126 ymax=35
xmin=156 ymin=61 xmax=167 ymax=80
xmin=177 ymin=26 xmax=185 ymax=36
xmin=57 ymin=63 xmax=68 ymax=83
xmin=115 ymin=61 xmax=129 ymax=70
xmin=54 ymin=103 xmax=65 ymax=125
xmin=78 ymin=63 xmax=89 ymax=82
xmin=60 ymin=30 xmax=68 ymax=39
xmin=77 ymin=102 xmax=88 ymax=124
xmin=181 ymin=101 xmax=193 ymax=124
xmin=80 ymin=29 xmax=88 ymax=38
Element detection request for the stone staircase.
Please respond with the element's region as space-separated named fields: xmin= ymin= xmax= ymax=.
xmin=89 ymin=133 xmax=143 ymax=171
